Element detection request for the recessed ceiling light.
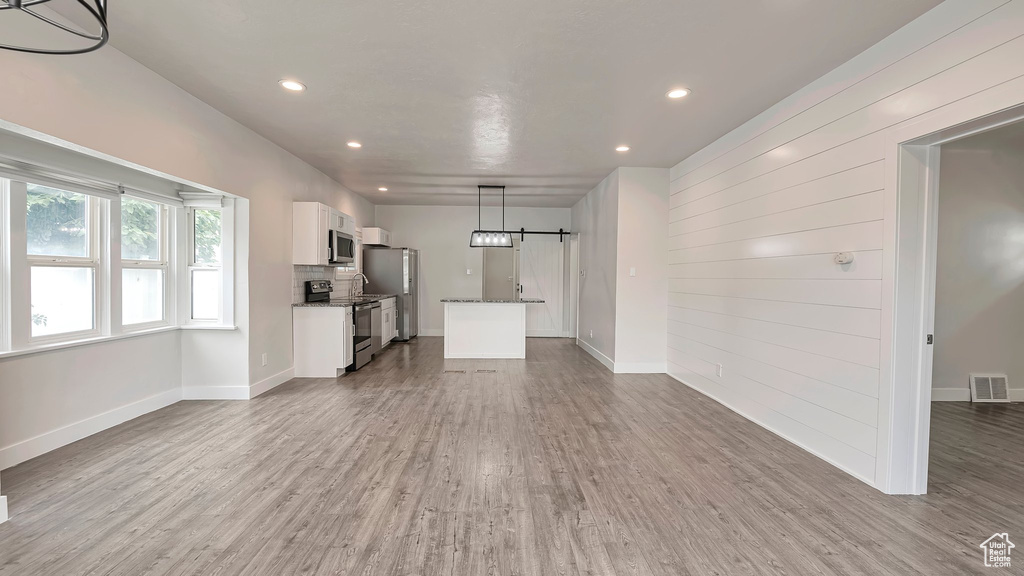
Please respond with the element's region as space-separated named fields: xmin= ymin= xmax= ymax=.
xmin=378 ymin=187 xmax=388 ymax=192
xmin=666 ymin=88 xmax=690 ymax=99
xmin=279 ymin=79 xmax=306 ymax=92
xmin=615 ymin=145 xmax=630 ymax=152
xmin=347 ymin=141 xmax=362 ymax=148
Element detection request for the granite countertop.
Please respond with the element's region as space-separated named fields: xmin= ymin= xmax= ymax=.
xmin=294 ymin=293 xmax=398 ymax=307
xmin=441 ymin=298 xmax=545 ymax=304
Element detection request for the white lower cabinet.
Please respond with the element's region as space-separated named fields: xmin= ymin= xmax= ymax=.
xmin=344 ymin=307 xmax=354 ymax=366
xmin=382 ymin=298 xmax=396 ymax=346
xmin=293 ymin=306 xmax=353 ymax=378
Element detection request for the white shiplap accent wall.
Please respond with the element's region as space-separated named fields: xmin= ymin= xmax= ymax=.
xmin=666 ymin=0 xmax=1024 ymax=486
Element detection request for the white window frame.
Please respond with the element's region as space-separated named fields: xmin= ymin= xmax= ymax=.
xmin=183 ymin=196 xmax=234 ymax=328
xmin=19 ymin=181 xmax=104 ymax=346
xmin=0 ymin=179 xmax=10 ymax=353
xmin=120 ymin=195 xmax=172 ymax=332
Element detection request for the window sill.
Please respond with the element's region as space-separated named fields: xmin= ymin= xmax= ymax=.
xmin=0 ymin=324 xmax=237 ymax=360
xmin=179 ymin=324 xmax=237 ymax=331
xmin=0 ymin=326 xmax=179 ymax=361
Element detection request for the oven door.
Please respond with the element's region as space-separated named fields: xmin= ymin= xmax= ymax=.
xmin=354 ymin=304 xmax=373 ymax=352
xmin=331 ymin=231 xmax=355 ymax=265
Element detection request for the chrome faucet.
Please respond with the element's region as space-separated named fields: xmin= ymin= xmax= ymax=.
xmin=351 ymin=273 xmax=369 ymax=297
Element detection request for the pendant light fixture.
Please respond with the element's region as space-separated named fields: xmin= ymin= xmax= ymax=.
xmin=470 ymin=186 xmax=513 ymax=248
xmin=0 ymin=0 xmax=108 ymax=55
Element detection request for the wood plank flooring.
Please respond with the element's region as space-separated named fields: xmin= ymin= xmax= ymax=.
xmin=0 ymin=337 xmax=1021 ymax=575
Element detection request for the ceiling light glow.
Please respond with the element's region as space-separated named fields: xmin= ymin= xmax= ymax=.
xmin=279 ymin=79 xmax=306 ymax=92
xmin=615 ymin=145 xmax=630 ymax=152
xmin=666 ymin=88 xmax=690 ymax=99
xmin=378 ymin=187 xmax=388 ymax=192
xmin=347 ymin=141 xmax=362 ymax=148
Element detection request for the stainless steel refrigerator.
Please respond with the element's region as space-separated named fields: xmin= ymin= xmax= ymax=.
xmin=362 ymin=247 xmax=418 ymax=341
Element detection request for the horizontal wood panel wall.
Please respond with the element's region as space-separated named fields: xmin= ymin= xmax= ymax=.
xmin=666 ymin=0 xmax=1024 ymax=485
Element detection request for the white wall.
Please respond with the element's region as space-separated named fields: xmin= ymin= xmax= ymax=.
xmin=0 ymin=332 xmax=182 ymax=470
xmin=666 ymin=0 xmax=1024 ymax=487
xmin=932 ymin=129 xmax=1024 ymax=401
xmin=572 ymin=168 xmax=669 ymax=372
xmin=373 ymin=205 xmax=571 ymax=335
xmin=615 ymin=168 xmax=669 ymax=372
xmin=0 ymin=9 xmax=375 ymax=482
xmin=572 ymin=171 xmax=619 ymax=365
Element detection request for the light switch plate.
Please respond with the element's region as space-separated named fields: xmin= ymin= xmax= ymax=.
xmin=629 ymin=267 xmax=636 ymax=277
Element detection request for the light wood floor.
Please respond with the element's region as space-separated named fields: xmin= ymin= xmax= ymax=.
xmin=0 ymin=337 xmax=1021 ymax=575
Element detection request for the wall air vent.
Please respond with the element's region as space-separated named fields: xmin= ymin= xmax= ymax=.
xmin=969 ymin=373 xmax=1010 ymax=403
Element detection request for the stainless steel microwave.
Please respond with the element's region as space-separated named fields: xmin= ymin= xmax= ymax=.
xmin=329 ymin=229 xmax=355 ymax=265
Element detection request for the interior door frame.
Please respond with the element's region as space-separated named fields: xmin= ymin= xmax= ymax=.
xmin=881 ymin=95 xmax=1024 ymax=495
xmin=568 ymin=232 xmax=580 ymax=339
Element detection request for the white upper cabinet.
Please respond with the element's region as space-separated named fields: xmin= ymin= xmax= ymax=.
xmin=363 ymin=226 xmax=391 ymax=247
xmin=293 ymin=202 xmax=355 ymax=265
xmin=338 ymin=212 xmax=356 ymax=236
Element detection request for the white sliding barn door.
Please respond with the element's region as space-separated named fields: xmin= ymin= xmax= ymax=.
xmin=519 ymin=235 xmax=564 ymax=337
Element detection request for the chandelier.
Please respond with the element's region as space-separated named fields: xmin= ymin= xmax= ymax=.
xmin=1 ymin=0 xmax=108 ymax=55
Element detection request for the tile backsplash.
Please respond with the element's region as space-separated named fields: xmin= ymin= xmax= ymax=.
xmin=292 ymin=265 xmax=357 ymax=303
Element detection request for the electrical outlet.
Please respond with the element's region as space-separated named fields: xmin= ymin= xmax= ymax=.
xmin=589 ymin=329 xmax=594 ymax=339
xmin=716 ymin=363 xmax=723 ymax=377
xmin=466 ymin=268 xmax=472 ymax=275
xmin=261 ymin=353 xmax=268 ymax=367
xmin=629 ymin=267 xmax=636 ymax=277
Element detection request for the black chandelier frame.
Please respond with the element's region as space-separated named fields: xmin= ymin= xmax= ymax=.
xmin=0 ymin=0 xmax=108 ymax=55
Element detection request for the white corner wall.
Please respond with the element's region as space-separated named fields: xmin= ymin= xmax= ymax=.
xmin=571 ymin=167 xmax=669 ymax=373
xmin=374 ymin=205 xmax=571 ymax=335
xmin=572 ymin=170 xmax=619 ymax=368
xmin=614 ymin=168 xmax=669 ymax=372
xmin=932 ymin=130 xmax=1024 ymax=402
xmin=666 ymin=0 xmax=1024 ymax=488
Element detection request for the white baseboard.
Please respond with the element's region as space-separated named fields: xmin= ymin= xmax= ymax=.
xmin=666 ymin=370 xmax=877 ymax=489
xmin=419 ymin=329 xmax=444 ymax=337
xmin=181 ymin=385 xmax=250 ymax=400
xmin=250 ymin=367 xmax=294 ymax=398
xmin=577 ymin=338 xmax=615 ymax=372
xmin=931 ymin=387 xmax=1024 ymax=402
xmin=0 ymin=388 xmax=181 ymax=471
xmin=931 ymin=387 xmax=971 ymax=402
xmin=0 ymin=496 xmax=7 ymax=524
xmin=614 ymin=362 xmax=667 ymax=374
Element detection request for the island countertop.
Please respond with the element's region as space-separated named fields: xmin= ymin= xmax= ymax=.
xmin=440 ymin=298 xmax=544 ymax=304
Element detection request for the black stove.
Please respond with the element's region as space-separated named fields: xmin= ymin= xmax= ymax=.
xmin=305 ymin=280 xmax=333 ymax=303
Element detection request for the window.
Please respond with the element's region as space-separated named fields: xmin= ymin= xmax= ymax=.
xmin=1 ymin=166 xmax=235 ymax=356
xmin=121 ymin=196 xmax=168 ymax=327
xmin=188 ymin=207 xmax=222 ymax=321
xmin=26 ymin=183 xmax=99 ymax=340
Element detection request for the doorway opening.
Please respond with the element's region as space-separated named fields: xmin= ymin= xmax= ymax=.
xmin=890 ymin=105 xmax=1024 ymax=495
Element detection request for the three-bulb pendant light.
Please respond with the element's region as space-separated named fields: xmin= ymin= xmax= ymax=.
xmin=470 ymin=186 xmax=513 ymax=248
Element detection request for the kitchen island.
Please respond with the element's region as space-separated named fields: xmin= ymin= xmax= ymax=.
xmin=441 ymin=298 xmax=544 ymax=359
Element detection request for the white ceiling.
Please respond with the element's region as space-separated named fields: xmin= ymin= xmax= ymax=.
xmin=58 ymin=0 xmax=940 ymax=207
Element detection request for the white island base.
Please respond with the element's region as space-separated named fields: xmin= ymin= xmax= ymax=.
xmin=442 ymin=299 xmax=543 ymax=359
